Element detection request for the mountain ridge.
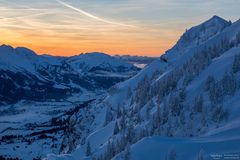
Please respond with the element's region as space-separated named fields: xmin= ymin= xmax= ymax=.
xmin=0 ymin=46 xmax=140 ymax=105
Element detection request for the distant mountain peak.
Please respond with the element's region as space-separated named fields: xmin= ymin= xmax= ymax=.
xmin=77 ymin=52 xmax=112 ymax=59
xmin=0 ymin=45 xmax=37 ymax=57
xmin=203 ymin=15 xmax=228 ymax=26
xmin=211 ymin=15 xmax=226 ymax=21
xmin=0 ymin=44 xmax=13 ymax=48
xmin=0 ymin=44 xmax=14 ymax=52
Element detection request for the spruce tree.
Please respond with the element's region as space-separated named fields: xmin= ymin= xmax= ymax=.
xmin=113 ymin=121 xmax=120 ymax=135
xmin=232 ymin=54 xmax=240 ymax=73
xmin=86 ymin=141 xmax=92 ymax=156
xmin=168 ymin=149 xmax=176 ymax=160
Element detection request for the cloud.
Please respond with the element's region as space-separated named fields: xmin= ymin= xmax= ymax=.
xmin=55 ymin=0 xmax=136 ymax=28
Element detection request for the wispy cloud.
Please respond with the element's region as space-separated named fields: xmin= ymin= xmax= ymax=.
xmin=0 ymin=12 xmax=52 ymax=22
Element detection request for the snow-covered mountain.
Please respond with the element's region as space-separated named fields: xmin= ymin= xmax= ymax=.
xmin=0 ymin=47 xmax=139 ymax=105
xmin=44 ymin=16 xmax=240 ymax=160
xmin=0 ymin=47 xmax=143 ymax=159
xmin=67 ymin=52 xmax=137 ymax=72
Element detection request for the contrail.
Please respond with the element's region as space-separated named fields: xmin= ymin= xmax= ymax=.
xmin=55 ymin=0 xmax=136 ymax=28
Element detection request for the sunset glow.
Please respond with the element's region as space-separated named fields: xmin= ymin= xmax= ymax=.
xmin=0 ymin=0 xmax=239 ymax=56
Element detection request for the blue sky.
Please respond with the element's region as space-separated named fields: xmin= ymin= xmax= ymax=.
xmin=0 ymin=0 xmax=239 ymax=56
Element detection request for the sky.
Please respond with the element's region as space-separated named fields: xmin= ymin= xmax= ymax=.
xmin=0 ymin=0 xmax=239 ymax=57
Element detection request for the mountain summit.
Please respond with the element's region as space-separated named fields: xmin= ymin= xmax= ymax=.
xmin=163 ymin=16 xmax=230 ymax=61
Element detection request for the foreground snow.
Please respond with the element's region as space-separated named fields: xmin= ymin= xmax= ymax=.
xmin=45 ymin=118 xmax=240 ymax=160
xmin=129 ymin=121 xmax=240 ymax=160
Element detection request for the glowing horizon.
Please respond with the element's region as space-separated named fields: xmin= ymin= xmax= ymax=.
xmin=0 ymin=0 xmax=239 ymax=57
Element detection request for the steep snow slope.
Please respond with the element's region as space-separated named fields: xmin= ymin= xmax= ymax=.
xmin=46 ymin=45 xmax=240 ymax=160
xmin=46 ymin=16 xmax=240 ymax=160
xmin=97 ymin=15 xmax=235 ymax=110
xmin=122 ymin=47 xmax=240 ymax=160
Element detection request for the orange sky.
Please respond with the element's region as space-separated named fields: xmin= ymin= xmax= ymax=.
xmin=0 ymin=39 xmax=176 ymax=57
xmin=0 ymin=22 xmax=179 ymax=57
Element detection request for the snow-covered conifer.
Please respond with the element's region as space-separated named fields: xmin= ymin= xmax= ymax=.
xmin=232 ymin=54 xmax=240 ymax=73
xmin=205 ymin=75 xmax=215 ymax=91
xmin=168 ymin=148 xmax=176 ymax=160
xmin=86 ymin=141 xmax=92 ymax=156
xmin=113 ymin=121 xmax=120 ymax=135
xmin=123 ymin=143 xmax=131 ymax=160
xmin=193 ymin=94 xmax=203 ymax=113
xmin=104 ymin=106 xmax=113 ymax=125
xmin=222 ymin=71 xmax=236 ymax=95
xmin=196 ymin=149 xmax=204 ymax=160
xmin=212 ymin=104 xmax=229 ymax=123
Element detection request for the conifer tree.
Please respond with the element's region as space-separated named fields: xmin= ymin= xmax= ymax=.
xmin=86 ymin=141 xmax=92 ymax=156
xmin=113 ymin=121 xmax=120 ymax=135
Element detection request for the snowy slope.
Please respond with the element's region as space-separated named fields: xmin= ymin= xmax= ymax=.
xmin=128 ymin=125 xmax=240 ymax=160
xmin=95 ymin=15 xmax=235 ymax=110
xmin=45 ymin=16 xmax=240 ymax=160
